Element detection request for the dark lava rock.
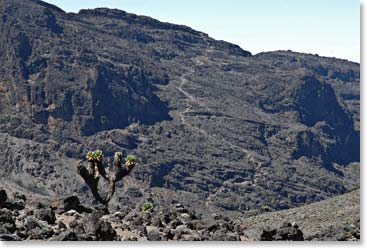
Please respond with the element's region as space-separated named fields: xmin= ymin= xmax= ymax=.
xmin=82 ymin=214 xmax=100 ymax=235
xmin=24 ymin=217 xmax=44 ymax=229
xmin=260 ymin=228 xmax=276 ymax=241
xmin=51 ymin=230 xmax=78 ymax=241
xmin=0 ymin=233 xmax=21 ymax=241
xmin=162 ymin=228 xmax=175 ymax=240
xmin=63 ymin=195 xmax=81 ymax=212
xmin=169 ymin=220 xmax=184 ymax=229
xmin=260 ymin=223 xmax=304 ymax=241
xmin=72 ymin=222 xmax=86 ymax=238
xmin=136 ymin=226 xmax=147 ymax=236
xmin=0 ymin=189 xmax=7 ymax=207
xmin=92 ymin=204 xmax=110 ymax=215
xmin=0 ymin=226 xmax=8 ymax=234
xmin=0 ymin=209 xmax=16 ymax=234
xmin=59 ymin=195 xmax=91 ymax=214
xmin=34 ymin=208 xmax=56 ymax=224
xmin=13 ymin=192 xmax=27 ymax=202
xmin=96 ymin=221 xmax=117 ymax=241
xmin=147 ymin=227 xmax=161 ymax=241
xmin=212 ymin=230 xmax=239 ymax=241
xmin=206 ymin=220 xmax=220 ymax=233
xmin=161 ymin=214 xmax=171 ymax=225
xmin=79 ymin=235 xmax=97 ymax=241
xmin=82 ymin=213 xmax=117 ymax=241
xmin=6 ymin=200 xmax=25 ymax=211
xmin=56 ymin=220 xmax=67 ymax=230
xmin=24 ymin=217 xmax=54 ymax=240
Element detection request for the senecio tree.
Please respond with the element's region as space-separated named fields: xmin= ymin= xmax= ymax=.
xmin=77 ymin=150 xmax=136 ymax=207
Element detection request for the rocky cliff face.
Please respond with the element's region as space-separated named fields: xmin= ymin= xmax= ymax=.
xmin=292 ymin=75 xmax=359 ymax=166
xmin=0 ymin=0 xmax=172 ymax=138
xmin=0 ymin=0 xmax=360 ymax=220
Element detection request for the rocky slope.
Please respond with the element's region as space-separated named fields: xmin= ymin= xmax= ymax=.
xmin=0 ymin=188 xmax=360 ymax=241
xmin=0 ymin=0 xmax=360 ymax=224
xmin=241 ymin=189 xmax=360 ymax=241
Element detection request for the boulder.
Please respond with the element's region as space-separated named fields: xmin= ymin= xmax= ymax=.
xmin=162 ymin=228 xmax=174 ymax=240
xmin=260 ymin=223 xmax=304 ymax=241
xmin=82 ymin=214 xmax=99 ymax=235
xmin=51 ymin=230 xmax=78 ymax=241
xmin=82 ymin=213 xmax=117 ymax=241
xmin=13 ymin=192 xmax=27 ymax=202
xmin=175 ymin=224 xmax=190 ymax=234
xmin=63 ymin=195 xmax=81 ymax=212
xmin=6 ymin=200 xmax=25 ymax=211
xmin=161 ymin=214 xmax=171 ymax=225
xmin=24 ymin=217 xmax=54 ymax=240
xmin=0 ymin=234 xmax=21 ymax=241
xmin=179 ymin=213 xmax=191 ymax=223
xmin=34 ymin=208 xmax=56 ymax=224
xmin=96 ymin=221 xmax=117 ymax=241
xmin=0 ymin=209 xmax=16 ymax=234
xmin=146 ymin=226 xmax=161 ymax=241
xmin=0 ymin=189 xmax=7 ymax=207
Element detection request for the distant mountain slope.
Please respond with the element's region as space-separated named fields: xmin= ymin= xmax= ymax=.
xmin=0 ymin=0 xmax=360 ymax=218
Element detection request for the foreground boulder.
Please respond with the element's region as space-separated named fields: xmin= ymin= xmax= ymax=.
xmin=260 ymin=223 xmax=304 ymax=241
xmin=0 ymin=189 xmax=7 ymax=208
xmin=86 ymin=214 xmax=117 ymax=241
xmin=54 ymin=195 xmax=90 ymax=214
xmin=63 ymin=195 xmax=81 ymax=212
xmin=0 ymin=234 xmax=21 ymax=241
xmin=23 ymin=217 xmax=54 ymax=240
xmin=33 ymin=208 xmax=56 ymax=225
xmin=0 ymin=209 xmax=16 ymax=234
xmin=51 ymin=230 xmax=78 ymax=241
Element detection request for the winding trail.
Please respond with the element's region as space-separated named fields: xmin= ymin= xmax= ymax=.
xmin=175 ymin=52 xmax=267 ymax=214
xmin=176 ymin=56 xmax=253 ymax=155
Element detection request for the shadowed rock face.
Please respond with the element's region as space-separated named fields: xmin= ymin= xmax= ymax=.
xmin=0 ymin=0 xmax=360 ymax=217
xmin=295 ymin=76 xmax=350 ymax=127
xmin=292 ymin=76 xmax=359 ymax=166
xmin=0 ymin=0 xmax=172 ymax=137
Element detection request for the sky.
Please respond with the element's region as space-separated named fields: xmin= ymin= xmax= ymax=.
xmin=45 ymin=0 xmax=360 ymax=62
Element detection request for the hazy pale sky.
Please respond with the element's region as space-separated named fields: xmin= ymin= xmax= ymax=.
xmin=45 ymin=0 xmax=360 ymax=62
